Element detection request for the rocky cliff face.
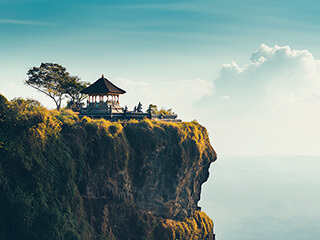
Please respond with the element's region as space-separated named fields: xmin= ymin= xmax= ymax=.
xmin=78 ymin=118 xmax=217 ymax=239
xmin=0 ymin=95 xmax=217 ymax=240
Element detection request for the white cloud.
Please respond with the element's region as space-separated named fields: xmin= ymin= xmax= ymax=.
xmin=214 ymin=44 xmax=320 ymax=109
xmin=0 ymin=19 xmax=51 ymax=25
xmin=197 ymin=44 xmax=320 ymax=155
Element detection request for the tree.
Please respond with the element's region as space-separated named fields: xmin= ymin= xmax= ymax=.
xmin=137 ymin=102 xmax=143 ymax=112
xmin=147 ymin=104 xmax=175 ymax=115
xmin=25 ymin=63 xmax=71 ymax=110
xmin=158 ymin=108 xmax=175 ymax=115
xmin=147 ymin=104 xmax=158 ymax=114
xmin=25 ymin=63 xmax=88 ymax=111
xmin=62 ymin=76 xmax=90 ymax=111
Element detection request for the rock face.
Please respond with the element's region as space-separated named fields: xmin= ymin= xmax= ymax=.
xmin=77 ymin=119 xmax=217 ymax=239
xmin=0 ymin=95 xmax=217 ymax=240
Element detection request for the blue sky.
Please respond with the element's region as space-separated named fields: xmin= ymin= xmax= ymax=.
xmin=3 ymin=0 xmax=320 ymax=68
xmin=1 ymin=0 xmax=320 ymax=155
xmin=2 ymin=0 xmax=320 ymax=74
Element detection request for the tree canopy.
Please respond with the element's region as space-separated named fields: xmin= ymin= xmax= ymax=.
xmin=147 ymin=104 xmax=175 ymax=115
xmin=25 ymin=63 xmax=88 ymax=111
xmin=62 ymin=76 xmax=90 ymax=111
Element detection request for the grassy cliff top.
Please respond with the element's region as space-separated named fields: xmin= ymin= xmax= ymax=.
xmin=0 ymin=95 xmax=213 ymax=160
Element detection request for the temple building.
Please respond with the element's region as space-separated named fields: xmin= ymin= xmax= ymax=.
xmin=79 ymin=75 xmax=180 ymax=122
xmin=80 ymin=74 xmax=125 ymax=114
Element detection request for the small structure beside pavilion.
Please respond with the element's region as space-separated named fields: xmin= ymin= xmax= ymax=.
xmin=79 ymin=75 xmax=180 ymax=122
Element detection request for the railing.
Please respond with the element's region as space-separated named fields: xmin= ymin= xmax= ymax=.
xmin=79 ymin=108 xmax=180 ymax=122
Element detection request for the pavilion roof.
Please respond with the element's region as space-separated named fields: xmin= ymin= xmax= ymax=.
xmin=81 ymin=75 xmax=126 ymax=95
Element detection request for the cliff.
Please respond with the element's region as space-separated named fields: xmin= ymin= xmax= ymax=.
xmin=0 ymin=95 xmax=217 ymax=240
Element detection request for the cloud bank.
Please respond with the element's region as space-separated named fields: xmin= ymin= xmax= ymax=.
xmin=198 ymin=44 xmax=320 ymax=155
xmin=213 ymin=44 xmax=320 ymax=110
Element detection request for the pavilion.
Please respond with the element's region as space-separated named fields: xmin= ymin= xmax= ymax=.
xmin=80 ymin=74 xmax=126 ymax=106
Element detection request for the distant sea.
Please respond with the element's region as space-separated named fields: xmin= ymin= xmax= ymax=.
xmin=199 ymin=155 xmax=320 ymax=240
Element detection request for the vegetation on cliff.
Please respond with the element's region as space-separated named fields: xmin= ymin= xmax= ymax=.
xmin=0 ymin=94 xmax=216 ymax=240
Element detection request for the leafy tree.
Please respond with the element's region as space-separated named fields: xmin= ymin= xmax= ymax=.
xmin=25 ymin=63 xmax=88 ymax=111
xmin=147 ymin=104 xmax=158 ymax=114
xmin=25 ymin=63 xmax=70 ymax=110
xmin=62 ymin=76 xmax=90 ymax=111
xmin=147 ymin=104 xmax=175 ymax=115
xmin=158 ymin=108 xmax=175 ymax=115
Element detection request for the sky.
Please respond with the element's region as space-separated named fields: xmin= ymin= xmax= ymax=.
xmin=1 ymin=0 xmax=320 ymax=156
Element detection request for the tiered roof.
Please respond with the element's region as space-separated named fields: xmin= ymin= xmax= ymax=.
xmin=81 ymin=75 xmax=126 ymax=94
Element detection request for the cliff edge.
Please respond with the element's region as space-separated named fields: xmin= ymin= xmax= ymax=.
xmin=0 ymin=95 xmax=217 ymax=240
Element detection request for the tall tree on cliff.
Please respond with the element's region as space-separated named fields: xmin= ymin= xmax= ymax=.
xmin=26 ymin=63 xmax=69 ymax=110
xmin=25 ymin=63 xmax=87 ymax=111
